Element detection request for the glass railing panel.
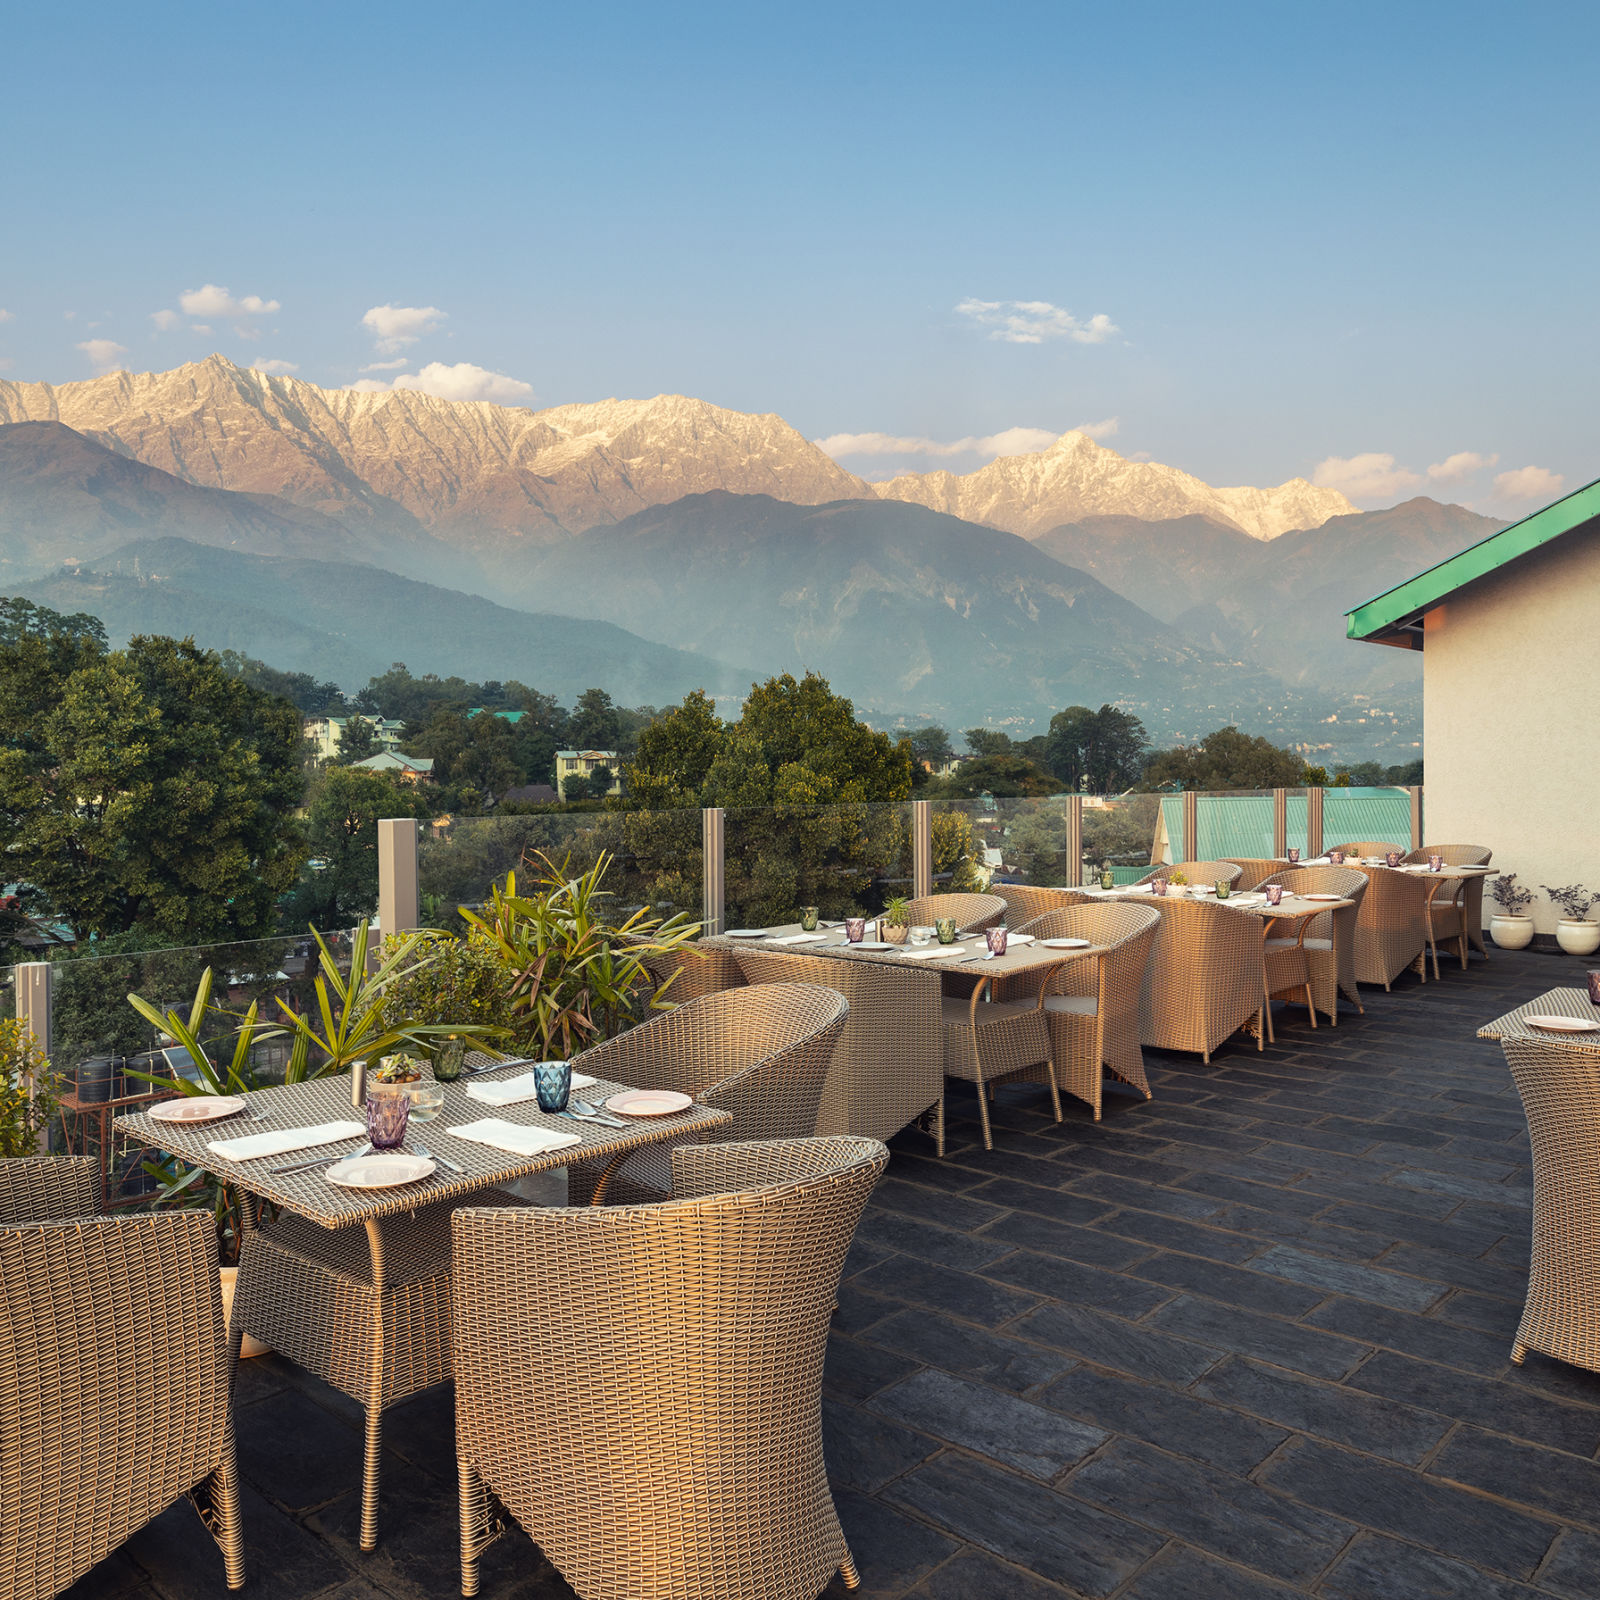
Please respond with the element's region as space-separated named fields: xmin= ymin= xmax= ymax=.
xmin=722 ymin=803 xmax=913 ymax=928
xmin=1081 ymin=793 xmax=1161 ymax=885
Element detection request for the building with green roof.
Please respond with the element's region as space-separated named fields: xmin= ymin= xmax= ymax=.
xmin=1151 ymin=789 xmax=1414 ymax=865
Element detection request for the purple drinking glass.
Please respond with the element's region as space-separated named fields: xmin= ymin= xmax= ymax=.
xmin=365 ymin=1084 xmax=410 ymax=1150
xmin=1386 ymin=851 xmax=1402 ymax=868
xmin=985 ymin=927 xmax=1009 ymax=956
xmin=1429 ymin=853 xmax=1444 ymax=872
xmin=1151 ymin=877 xmax=1168 ymax=896
xmin=1328 ymin=849 xmax=1345 ymax=865
xmin=844 ymin=917 xmax=867 ymax=943
xmin=1286 ymin=847 xmax=1301 ymax=864
xmin=1265 ymin=884 xmax=1285 ymax=906
xmin=1587 ymin=970 xmax=1600 ymax=1007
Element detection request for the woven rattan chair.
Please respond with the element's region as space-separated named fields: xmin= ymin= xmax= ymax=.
xmin=733 ymin=948 xmax=944 ymax=1152
xmin=1346 ymin=864 xmax=1433 ymax=988
xmin=1330 ymin=842 xmax=1401 ymax=858
xmin=1408 ymin=844 xmax=1493 ymax=956
xmin=638 ymin=943 xmax=747 ymax=1006
xmin=994 ymin=884 xmax=1090 ymax=925
xmin=1136 ymin=860 xmax=1245 ymax=890
xmin=564 ymin=983 xmax=849 ymax=1203
xmin=1136 ymin=895 xmax=1268 ymax=1062
xmin=1420 ymin=875 xmax=1471 ymax=978
xmin=453 ymin=1135 xmax=888 ymax=1600
xmin=1257 ymin=866 xmax=1369 ymax=1024
xmin=1226 ymin=858 xmax=1289 ymax=891
xmin=0 ymin=1161 xmax=244 ymax=1600
xmin=903 ymin=892 xmax=1007 ymax=934
xmin=1018 ymin=903 xmax=1161 ymax=1119
xmin=1500 ymin=1036 xmax=1600 ymax=1374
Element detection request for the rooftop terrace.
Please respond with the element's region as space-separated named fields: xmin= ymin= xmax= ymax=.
xmin=62 ymin=945 xmax=1600 ymax=1600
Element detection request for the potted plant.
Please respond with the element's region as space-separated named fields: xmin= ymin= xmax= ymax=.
xmin=880 ymin=896 xmax=911 ymax=945
xmin=1488 ymin=874 xmax=1535 ymax=950
xmin=1167 ymin=869 xmax=1190 ymax=897
xmin=1541 ymin=884 xmax=1600 ymax=956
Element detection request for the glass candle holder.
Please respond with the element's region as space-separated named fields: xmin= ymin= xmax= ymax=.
xmin=1286 ymin=847 xmax=1301 ymax=864
xmin=1151 ymin=877 xmax=1168 ymax=896
xmin=910 ymin=925 xmax=933 ymax=946
xmin=407 ymin=1083 xmax=445 ymax=1122
xmin=844 ymin=917 xmax=867 ymax=943
xmin=366 ymin=1084 xmax=410 ymax=1150
xmin=1587 ymin=970 xmax=1600 ymax=1007
xmin=1385 ymin=851 xmax=1403 ymax=868
xmin=1265 ymin=884 xmax=1285 ymax=906
xmin=935 ymin=917 xmax=958 ymax=944
xmin=534 ymin=1061 xmax=572 ymax=1113
xmin=1214 ymin=880 xmax=1231 ymax=899
xmin=1428 ymin=854 xmax=1444 ymax=872
xmin=985 ymin=927 xmax=1009 ymax=956
xmin=1328 ymin=849 xmax=1345 ymax=865
xmin=799 ymin=906 xmax=819 ymax=932
xmin=433 ymin=1036 xmax=464 ymax=1083
xmin=1099 ymin=868 xmax=1115 ymax=890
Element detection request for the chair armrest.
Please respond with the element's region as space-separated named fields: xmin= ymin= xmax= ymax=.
xmin=0 ymin=1155 xmax=100 ymax=1224
xmin=671 ymin=1137 xmax=886 ymax=1199
xmin=573 ymin=1030 xmax=717 ymax=1099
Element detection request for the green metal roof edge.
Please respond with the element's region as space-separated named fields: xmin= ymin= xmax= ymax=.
xmin=1345 ymin=475 xmax=1600 ymax=643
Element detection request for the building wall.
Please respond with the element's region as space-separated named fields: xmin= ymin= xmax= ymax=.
xmin=1423 ymin=531 xmax=1600 ymax=933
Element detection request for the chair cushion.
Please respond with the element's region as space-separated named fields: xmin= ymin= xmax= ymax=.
xmin=940 ymin=996 xmax=1040 ymax=1027
xmin=1043 ymin=995 xmax=1098 ymax=1017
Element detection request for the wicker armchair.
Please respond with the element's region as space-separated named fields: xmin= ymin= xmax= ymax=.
xmin=0 ymin=1152 xmax=99 ymax=1223
xmin=1136 ymin=860 xmax=1244 ymax=890
xmin=0 ymin=1162 xmax=244 ymax=1600
xmin=1346 ymin=864 xmax=1434 ymax=988
xmin=638 ymin=943 xmax=747 ymax=1006
xmin=1019 ymin=904 xmax=1161 ymax=1119
xmin=452 ymin=1135 xmax=889 ymax=1600
xmin=1421 ymin=876 xmax=1471 ymax=978
xmin=1330 ymin=842 xmax=1402 ymax=857
xmin=994 ymin=884 xmax=1090 ymax=925
xmin=903 ymin=892 xmax=1007 ymax=933
xmin=733 ymin=949 xmax=944 ymax=1152
xmin=1225 ymin=858 xmax=1289 ymax=891
xmin=1136 ymin=896 xmax=1267 ymax=1062
xmin=1257 ymin=866 xmax=1369 ymax=1024
xmin=1500 ymin=1037 xmax=1600 ymax=1374
xmin=565 ymin=983 xmax=849 ymax=1203
xmin=1408 ymin=844 xmax=1493 ymax=956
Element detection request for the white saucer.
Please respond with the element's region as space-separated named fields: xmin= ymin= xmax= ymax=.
xmin=849 ymin=940 xmax=897 ymax=950
xmin=1042 ymin=937 xmax=1091 ymax=949
xmin=723 ymin=929 xmax=771 ymax=937
xmin=150 ymin=1095 xmax=247 ymax=1124
xmin=326 ymin=1153 xmax=436 ymax=1188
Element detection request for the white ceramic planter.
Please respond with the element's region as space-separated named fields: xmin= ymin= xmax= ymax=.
xmin=1490 ymin=914 xmax=1535 ymax=951
xmin=1556 ymin=919 xmax=1600 ymax=956
xmin=218 ymin=1266 xmax=271 ymax=1358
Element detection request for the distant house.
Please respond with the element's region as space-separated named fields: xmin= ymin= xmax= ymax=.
xmin=348 ymin=750 xmax=434 ymax=784
xmin=303 ymin=715 xmax=406 ymax=762
xmin=1347 ymin=478 xmax=1600 ymax=935
xmin=468 ymin=707 xmax=525 ymax=725
xmin=1150 ymin=788 xmax=1414 ymax=865
xmin=922 ymin=753 xmax=969 ymax=778
xmin=555 ymin=749 xmax=622 ymax=797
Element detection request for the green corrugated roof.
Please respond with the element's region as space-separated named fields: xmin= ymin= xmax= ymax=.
xmin=1345 ymin=477 xmax=1600 ymax=648
xmin=1158 ymin=789 xmax=1414 ymax=859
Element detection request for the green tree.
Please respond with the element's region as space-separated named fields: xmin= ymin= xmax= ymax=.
xmin=1044 ymin=704 xmax=1149 ymax=792
xmin=964 ymin=728 xmax=1013 ymax=758
xmin=404 ymin=706 xmax=520 ymax=803
xmin=333 ymin=715 xmax=382 ymax=765
xmin=1141 ymin=726 xmax=1307 ymax=791
xmin=0 ymin=634 xmax=306 ymax=941
xmin=906 ymin=725 xmax=951 ymax=768
xmin=0 ymin=596 xmax=107 ymax=650
xmin=625 ymin=689 xmax=728 ymax=808
xmin=926 ymin=754 xmax=1058 ymax=799
xmin=218 ymin=650 xmax=346 ymax=714
xmin=568 ymin=687 xmax=621 ymax=750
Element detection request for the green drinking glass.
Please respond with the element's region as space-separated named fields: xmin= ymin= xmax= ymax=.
xmin=1214 ymin=880 xmax=1231 ymax=900
xmin=935 ymin=917 xmax=959 ymax=945
xmin=799 ymin=906 xmax=819 ymax=932
xmin=433 ymin=1036 xmax=464 ymax=1084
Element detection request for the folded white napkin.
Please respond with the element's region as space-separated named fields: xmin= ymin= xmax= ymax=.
xmin=466 ymin=1069 xmax=597 ymax=1107
xmin=1007 ymin=932 xmax=1037 ymax=944
xmin=767 ymin=932 xmax=830 ymax=944
xmin=207 ymin=1119 xmax=365 ymax=1161
xmin=900 ymin=945 xmax=962 ymax=958
xmin=446 ymin=1119 xmax=583 ymax=1157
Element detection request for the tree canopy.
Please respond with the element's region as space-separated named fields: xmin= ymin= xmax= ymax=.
xmin=1043 ymin=704 xmax=1149 ymax=792
xmin=0 ymin=597 xmax=107 ymax=650
xmin=1141 ymin=725 xmax=1307 ymax=791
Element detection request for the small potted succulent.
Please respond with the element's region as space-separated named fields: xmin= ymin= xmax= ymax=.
xmin=1167 ymin=869 xmax=1190 ymax=897
xmin=880 ymin=896 xmax=911 ymax=945
xmin=1488 ymin=874 xmax=1535 ymax=950
xmin=1542 ymin=884 xmax=1600 ymax=956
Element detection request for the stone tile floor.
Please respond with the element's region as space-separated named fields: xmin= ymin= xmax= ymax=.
xmin=63 ymin=945 xmax=1600 ymax=1600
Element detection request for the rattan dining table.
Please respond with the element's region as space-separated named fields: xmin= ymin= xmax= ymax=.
xmin=117 ymin=1066 xmax=731 ymax=1550
xmin=1477 ymin=986 xmax=1600 ymax=1048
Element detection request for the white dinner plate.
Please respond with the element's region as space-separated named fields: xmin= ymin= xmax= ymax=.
xmin=849 ymin=940 xmax=897 ymax=950
xmin=1302 ymin=893 xmax=1342 ymax=901
xmin=1525 ymin=1015 xmax=1600 ymax=1033
xmin=326 ymin=1153 xmax=436 ymax=1189
xmin=1041 ymin=937 xmax=1091 ymax=949
xmin=606 ymin=1089 xmax=694 ymax=1116
xmin=723 ymin=928 xmax=771 ymax=937
xmin=150 ymin=1095 xmax=247 ymax=1124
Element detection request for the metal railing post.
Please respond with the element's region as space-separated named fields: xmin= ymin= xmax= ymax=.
xmin=911 ymin=800 xmax=933 ymax=898
xmin=1182 ymin=791 xmax=1199 ymax=862
xmin=1306 ymin=788 xmax=1325 ymax=860
xmin=1272 ymin=789 xmax=1288 ymax=859
xmin=1408 ymin=786 xmax=1423 ymax=852
xmin=377 ymin=818 xmax=421 ymax=940
xmin=16 ymin=962 xmax=52 ymax=1150
xmin=701 ymin=808 xmax=725 ymax=935
xmin=1065 ymin=795 xmax=1083 ymax=887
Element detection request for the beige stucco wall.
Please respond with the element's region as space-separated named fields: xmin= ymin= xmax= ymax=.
xmin=1422 ymin=530 xmax=1600 ymax=933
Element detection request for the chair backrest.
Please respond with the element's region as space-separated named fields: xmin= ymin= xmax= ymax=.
xmin=1331 ymin=842 xmax=1403 ymax=857
xmin=1135 ymin=895 xmax=1265 ymax=1054
xmin=1343 ymin=863 xmax=1432 ymax=984
xmin=0 ymin=1211 xmax=229 ymax=1600
xmin=1225 ymin=858 xmax=1287 ymax=891
xmin=573 ymin=984 xmax=848 ymax=1141
xmin=1406 ymin=844 xmax=1492 ymax=866
xmin=1137 ymin=860 xmax=1244 ymax=889
xmin=0 ymin=1156 xmax=99 ymax=1225
xmin=731 ymin=949 xmax=941 ymax=1141
xmin=1022 ymin=903 xmax=1162 ymax=1020
xmin=451 ymin=1135 xmax=888 ymax=1600
xmin=902 ymin=892 xmax=1007 ymax=933
xmin=638 ymin=943 xmax=747 ymax=1005
xmin=994 ymin=884 xmax=1089 ymax=926
xmin=1259 ymin=865 xmax=1370 ymax=903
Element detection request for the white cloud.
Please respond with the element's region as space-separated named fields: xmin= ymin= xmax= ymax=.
xmin=349 ymin=360 xmax=534 ymax=404
xmin=1311 ymin=453 xmax=1424 ymax=501
xmin=1491 ymin=465 xmax=1565 ymax=504
xmin=956 ymin=298 xmax=1119 ymax=345
xmin=250 ymin=358 xmax=299 ymax=374
xmin=815 ymin=426 xmax=1060 ymax=460
xmin=178 ymin=283 xmax=281 ymax=318
xmin=149 ymin=309 xmax=182 ymax=331
xmin=77 ymin=339 xmax=128 ymax=372
xmin=1426 ymin=450 xmax=1496 ymax=485
xmin=1076 ymin=417 xmax=1119 ymax=440
xmin=0 ymin=308 xmax=13 ymax=324
xmin=359 ymin=358 xmax=409 ymax=372
xmin=361 ymin=303 xmax=446 ymax=354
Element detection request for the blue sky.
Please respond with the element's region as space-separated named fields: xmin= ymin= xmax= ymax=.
xmin=3 ymin=0 xmax=1595 ymax=511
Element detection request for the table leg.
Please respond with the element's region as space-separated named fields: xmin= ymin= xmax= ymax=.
xmin=361 ymin=1215 xmax=387 ymax=1552
xmin=588 ymin=1148 xmax=634 ymax=1206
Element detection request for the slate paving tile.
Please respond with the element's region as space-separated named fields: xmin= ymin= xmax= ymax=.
xmin=854 ymin=1209 xmax=1015 ymax=1271
xmin=1429 ymin=1427 xmax=1600 ymax=1527
xmin=886 ymin=1455 xmax=1162 ymax=1598
xmin=1377 ymin=1242 xmax=1529 ymax=1302
xmin=1430 ymin=1287 xmax=1523 ymax=1336
xmin=980 ymin=1209 xmax=1154 ymax=1270
xmin=965 ymin=1176 xmax=1115 ymax=1226
xmin=1319 ymin=1532 xmax=1552 ymax=1600
xmin=1305 ymin=1298 xmax=1514 ymax=1375
xmin=1502 ymin=1351 xmax=1600 ymax=1409
xmin=1050 ymin=1144 xmax=1194 ymax=1185
xmin=1260 ymin=1438 xmax=1558 ymax=1580
xmin=1065 ymin=1171 xmax=1227 ymax=1219
xmin=1146 ymin=1293 xmax=1367 ymax=1380
xmin=1124 ymin=1122 xmax=1268 ymax=1154
xmin=871 ymin=1369 xmax=1107 ymax=1480
xmin=1453 ymin=1198 xmax=1538 ymax=1235
xmin=1536 ymin=1528 xmax=1600 ymax=1599
xmin=1321 ymin=1115 xmax=1450 ymax=1149
xmin=943 ymin=1148 xmax=1081 ymax=1190
xmin=1041 ymin=1365 xmax=1288 ymax=1473
xmin=1240 ymin=1119 xmax=1380 ymax=1156
xmin=1130 ymin=1250 xmax=1327 ymax=1318
xmin=983 ymin=1249 xmax=1175 ymax=1318
xmin=1016 ymin=1302 xmax=1220 ymax=1384
xmin=825 ymin=1333 xmax=923 ymax=1401
xmin=1173 ymin=1171 xmax=1330 ymax=1217
xmin=872 ymin=1176 xmax=1011 ymax=1232
xmin=1113 ymin=1544 xmax=1305 ymax=1600
xmin=1134 ymin=1101 xmax=1257 ymax=1130
xmin=1375 ymin=1145 xmax=1526 ymax=1183
xmin=833 ymin=1282 xmax=905 ymax=1335
xmin=867 ymin=1308 xmax=1072 ymax=1393
xmin=823 ymin=1398 xmax=940 ymax=1492
xmin=233 ymin=1384 xmax=368 ymax=1510
xmin=1288 ymin=1173 xmax=1459 ymax=1218
xmin=1092 ymin=1208 xmax=1265 ymax=1265
xmin=885 ymin=1152 xmax=992 ymax=1193
xmin=1347 ymin=1349 xmax=1600 ymax=1455
xmin=1194 ymin=1356 xmax=1451 ymax=1464
xmin=1317 ymin=1200 xmax=1507 ymax=1257
xmin=831 ymin=1489 xmax=961 ymax=1598
xmin=854 ymin=1256 xmax=1040 ymax=1328
xmin=1206 ymin=1204 xmax=1389 ymax=1263
xmin=903 ymin=1548 xmax=1078 ymax=1598
xmin=1249 ymin=1246 xmax=1446 ymax=1313
xmin=1067 ymin=1438 xmax=1352 ymax=1586
xmin=843 ymin=1238 xmax=897 ymax=1280
xmin=55 ymin=1552 xmax=148 ymax=1600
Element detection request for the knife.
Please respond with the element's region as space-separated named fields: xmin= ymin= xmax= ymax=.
xmin=270 ymin=1142 xmax=372 ymax=1175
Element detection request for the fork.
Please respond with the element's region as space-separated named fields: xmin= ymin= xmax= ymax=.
xmin=569 ymin=1099 xmax=628 ymax=1128
xmin=410 ymin=1141 xmax=464 ymax=1174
